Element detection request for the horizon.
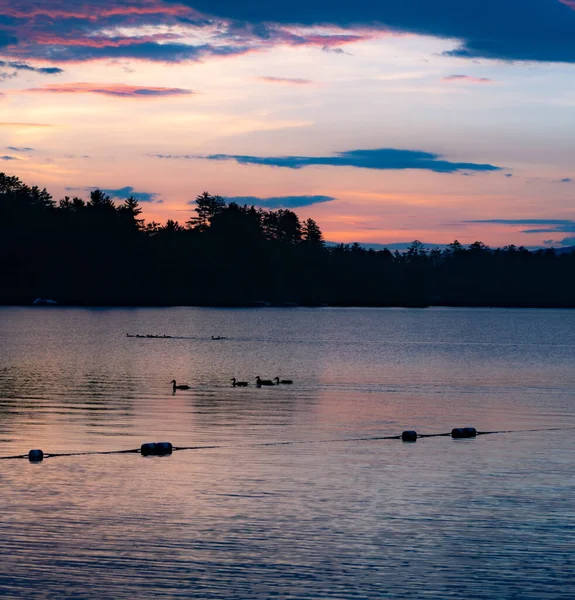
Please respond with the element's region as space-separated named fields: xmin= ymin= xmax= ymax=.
xmin=2 ymin=1 xmax=575 ymax=248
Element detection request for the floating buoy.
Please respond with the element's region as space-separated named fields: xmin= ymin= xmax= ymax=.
xmin=401 ymin=430 xmax=417 ymax=442
xmin=156 ymin=442 xmax=173 ymax=455
xmin=28 ymin=449 xmax=44 ymax=462
xmin=141 ymin=442 xmax=157 ymax=456
xmin=451 ymin=427 xmax=477 ymax=439
xmin=140 ymin=442 xmax=173 ymax=456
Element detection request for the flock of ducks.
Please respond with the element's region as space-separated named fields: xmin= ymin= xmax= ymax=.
xmin=163 ymin=334 xmax=292 ymax=391
xmin=171 ymin=377 xmax=293 ymax=391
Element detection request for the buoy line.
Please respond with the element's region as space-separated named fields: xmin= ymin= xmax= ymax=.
xmin=2 ymin=426 xmax=575 ymax=462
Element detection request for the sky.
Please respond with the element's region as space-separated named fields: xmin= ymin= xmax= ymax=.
xmin=1 ymin=0 xmax=575 ymax=248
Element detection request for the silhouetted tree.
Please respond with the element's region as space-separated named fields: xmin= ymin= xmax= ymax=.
xmin=1 ymin=171 xmax=574 ymax=308
xmin=302 ymin=218 xmax=324 ymax=245
xmin=187 ymin=192 xmax=226 ymax=231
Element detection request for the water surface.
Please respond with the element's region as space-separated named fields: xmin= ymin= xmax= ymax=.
xmin=1 ymin=307 xmax=574 ymax=598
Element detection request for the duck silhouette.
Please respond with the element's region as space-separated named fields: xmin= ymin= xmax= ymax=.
xmin=255 ymin=376 xmax=275 ymax=387
xmin=274 ymin=377 xmax=293 ymax=385
xmin=171 ymin=380 xmax=190 ymax=391
xmin=231 ymin=377 xmax=248 ymax=387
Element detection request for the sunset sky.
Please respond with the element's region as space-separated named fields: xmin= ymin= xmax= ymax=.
xmin=1 ymin=0 xmax=575 ymax=248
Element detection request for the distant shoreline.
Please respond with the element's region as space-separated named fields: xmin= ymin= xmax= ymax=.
xmin=3 ymin=302 xmax=574 ymax=309
xmin=3 ymin=173 xmax=575 ymax=311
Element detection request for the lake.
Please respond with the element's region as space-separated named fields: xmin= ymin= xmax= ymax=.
xmin=1 ymin=306 xmax=574 ymax=598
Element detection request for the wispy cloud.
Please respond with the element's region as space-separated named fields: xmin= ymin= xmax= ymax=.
xmin=0 ymin=71 xmax=18 ymax=82
xmin=183 ymin=148 xmax=502 ymax=174
xmin=6 ymin=146 xmax=34 ymax=152
xmin=464 ymin=219 xmax=575 ymax=234
xmin=24 ymin=83 xmax=194 ymax=98
xmin=1 ymin=155 xmax=19 ymax=161
xmin=225 ymin=195 xmax=335 ymax=208
xmin=0 ymin=122 xmax=52 ymax=128
xmin=256 ymin=76 xmax=313 ymax=85
xmin=441 ymin=74 xmax=493 ymax=84
xmin=321 ymin=46 xmax=351 ymax=55
xmin=0 ymin=60 xmax=63 ymax=75
xmin=465 ymin=219 xmax=575 ymax=225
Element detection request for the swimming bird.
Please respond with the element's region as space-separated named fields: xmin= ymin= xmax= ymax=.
xmin=231 ymin=378 xmax=248 ymax=387
xmin=256 ymin=376 xmax=275 ymax=387
xmin=171 ymin=380 xmax=190 ymax=390
xmin=274 ymin=377 xmax=293 ymax=385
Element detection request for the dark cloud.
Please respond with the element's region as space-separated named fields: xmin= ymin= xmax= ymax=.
xmin=67 ymin=185 xmax=159 ymax=202
xmin=1 ymin=155 xmax=18 ymax=160
xmin=6 ymin=146 xmax=33 ymax=151
xmin=10 ymin=41 xmax=249 ymax=63
xmin=0 ymin=60 xmax=63 ymax=74
xmin=3 ymin=0 xmax=574 ymax=66
xmin=466 ymin=219 xmax=575 ymax=225
xmin=558 ymin=236 xmax=575 ymax=246
xmin=522 ymin=225 xmax=575 ymax=234
xmin=0 ymin=31 xmax=17 ymax=47
xmin=560 ymin=177 xmax=573 ymax=183
xmin=99 ymin=186 xmax=159 ymax=202
xmin=195 ymin=148 xmax=501 ymax=173
xmin=25 ymin=82 xmax=194 ymax=97
xmin=225 ymin=195 xmax=335 ymax=208
xmin=174 ymin=0 xmax=575 ymax=63
xmin=465 ymin=218 xmax=575 ymax=234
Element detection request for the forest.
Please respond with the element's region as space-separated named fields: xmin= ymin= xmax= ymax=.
xmin=1 ymin=172 xmax=574 ymax=307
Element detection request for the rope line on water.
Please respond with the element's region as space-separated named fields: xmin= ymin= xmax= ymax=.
xmin=2 ymin=426 xmax=575 ymax=462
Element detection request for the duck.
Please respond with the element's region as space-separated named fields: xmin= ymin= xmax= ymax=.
xmin=274 ymin=377 xmax=293 ymax=385
xmin=255 ymin=376 xmax=275 ymax=387
xmin=171 ymin=380 xmax=190 ymax=390
xmin=231 ymin=377 xmax=249 ymax=387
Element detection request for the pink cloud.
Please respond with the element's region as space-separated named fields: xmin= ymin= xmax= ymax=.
xmin=256 ymin=76 xmax=313 ymax=85
xmin=441 ymin=74 xmax=494 ymax=84
xmin=24 ymin=82 xmax=194 ymax=97
xmin=1 ymin=0 xmax=193 ymax=19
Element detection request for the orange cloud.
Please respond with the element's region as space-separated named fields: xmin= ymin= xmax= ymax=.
xmin=0 ymin=122 xmax=53 ymax=127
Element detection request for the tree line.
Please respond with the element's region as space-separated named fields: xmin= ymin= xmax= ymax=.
xmin=1 ymin=172 xmax=574 ymax=307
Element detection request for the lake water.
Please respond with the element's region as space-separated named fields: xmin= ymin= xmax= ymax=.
xmin=1 ymin=307 xmax=574 ymax=598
